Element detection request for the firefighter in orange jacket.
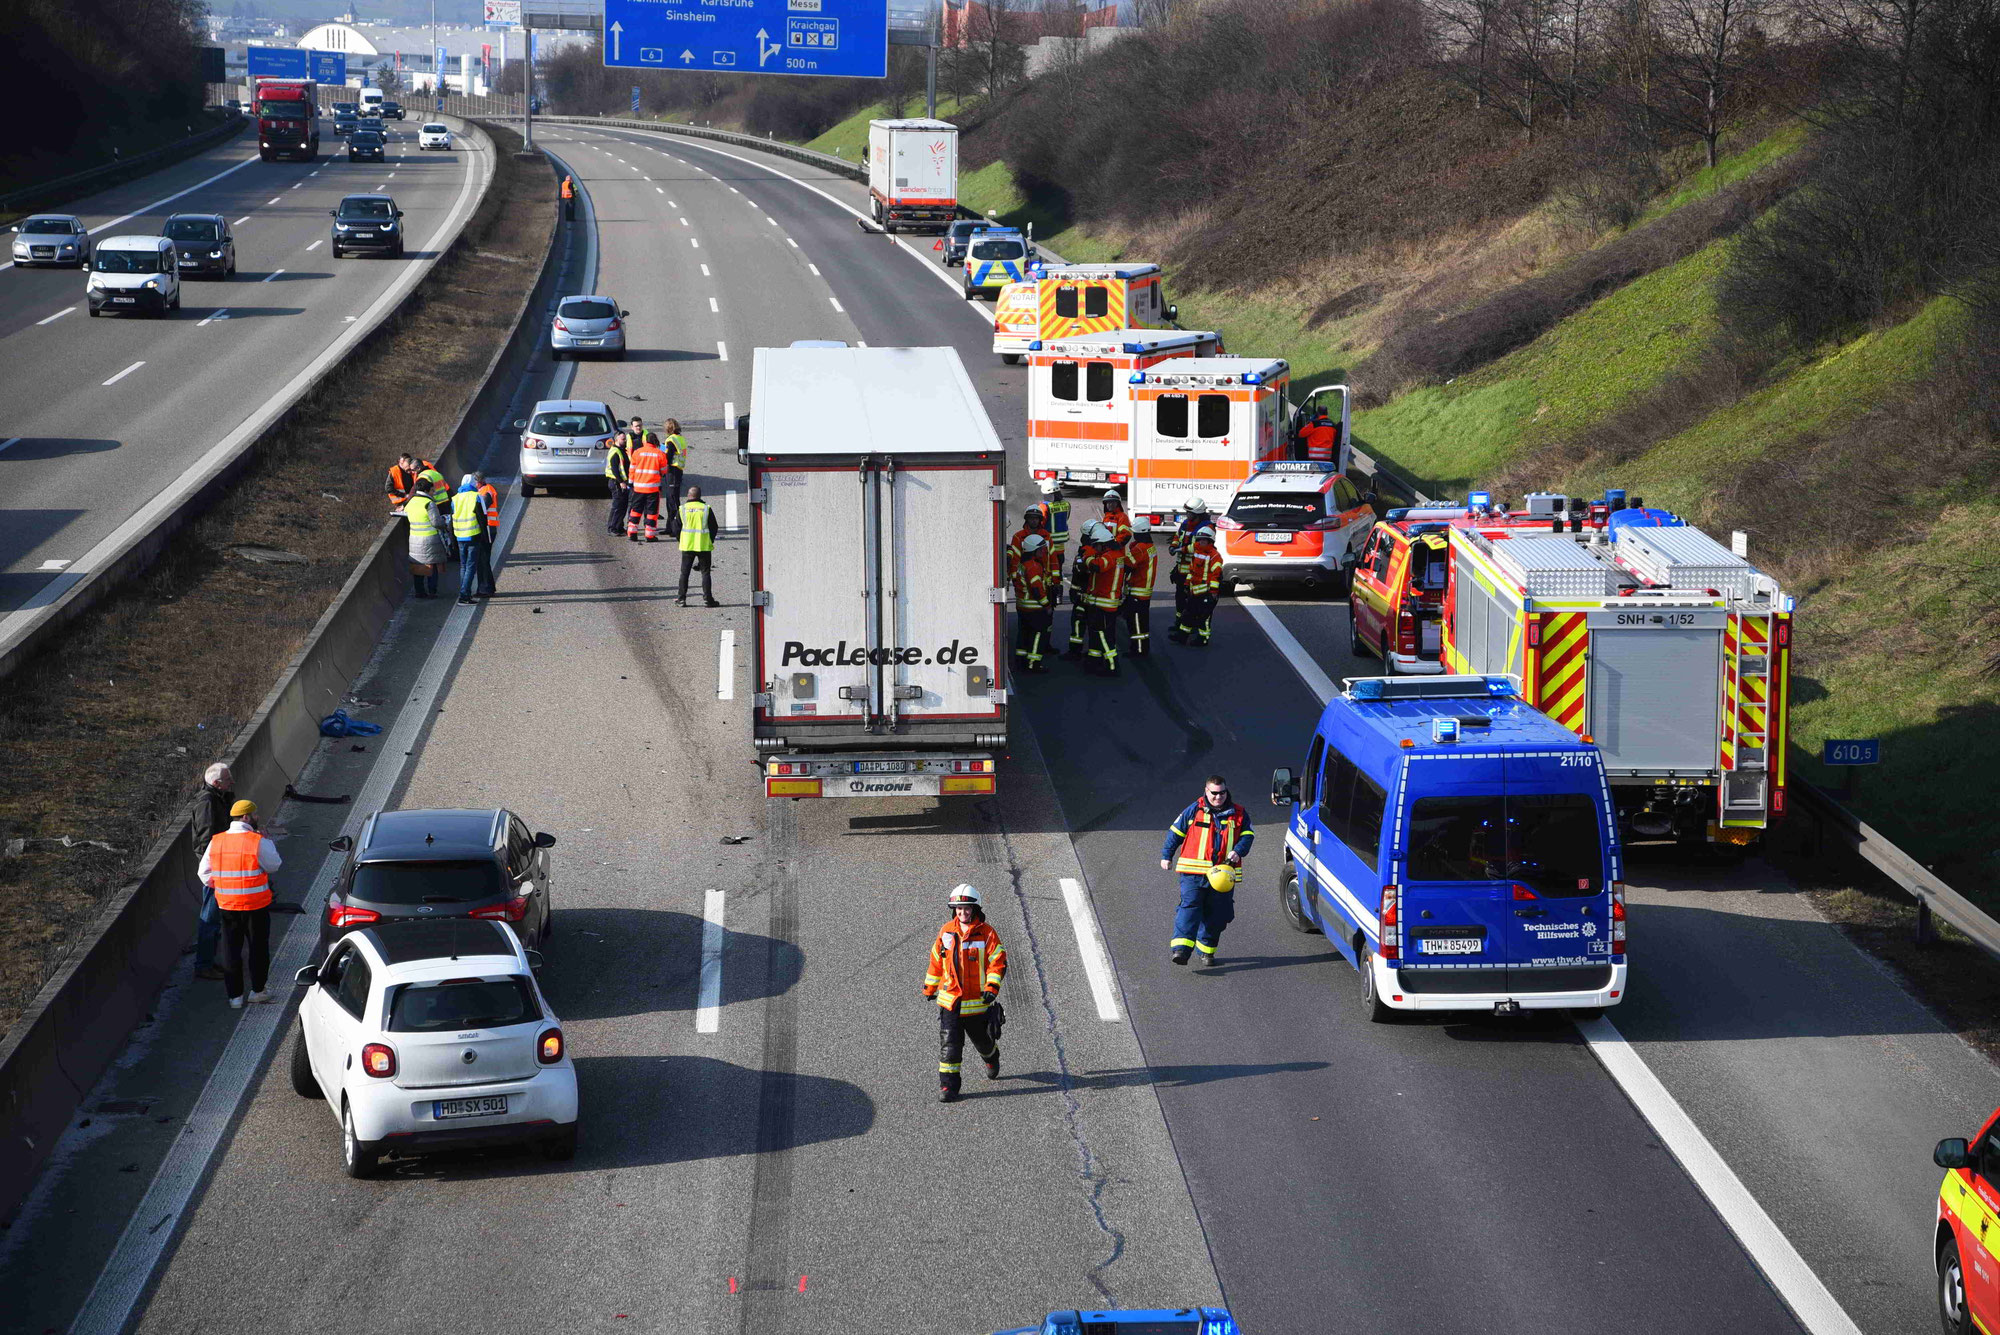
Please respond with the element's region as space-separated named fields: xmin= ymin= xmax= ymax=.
xmin=625 ymin=434 xmax=671 ymax=542
xmin=1007 ymin=506 xmax=1050 ymax=582
xmin=1100 ymin=487 xmax=1133 ymax=549
xmin=1160 ymin=776 xmax=1253 ymax=965
xmin=1077 ymin=520 xmax=1129 ymax=676
xmin=1295 ymin=408 xmax=1339 ymax=462
xmin=560 ymin=174 xmax=575 ymax=221
xmin=1122 ymin=520 xmax=1159 ymax=658
xmin=924 ymin=884 xmax=1007 ymax=1103
xmin=1013 ymin=532 xmax=1054 ymax=673
xmin=1169 ymin=526 xmax=1222 ymax=646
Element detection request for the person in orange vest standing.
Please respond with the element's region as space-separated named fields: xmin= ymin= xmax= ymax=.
xmin=1159 ymin=776 xmax=1253 ymax=966
xmin=923 ymin=884 xmax=1008 ymax=1103
xmin=1295 ymin=407 xmax=1338 ymax=462
xmin=1012 ymin=531 xmax=1054 ymax=673
xmin=1007 ymin=505 xmax=1050 ymax=582
xmin=1100 ymin=488 xmax=1133 ymax=548
xmin=197 ymin=799 xmax=283 ymax=1008
xmin=1077 ymin=519 xmax=1129 ymax=676
xmin=560 ymin=174 xmax=575 ymax=222
xmin=384 ymin=452 xmax=433 ymax=512
xmin=1122 ymin=519 xmax=1159 ymax=658
xmin=625 ymin=431 xmax=672 ymax=542
xmin=477 ymin=471 xmax=501 ymax=550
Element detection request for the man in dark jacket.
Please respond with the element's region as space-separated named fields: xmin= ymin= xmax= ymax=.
xmin=190 ymin=763 xmax=235 ymax=980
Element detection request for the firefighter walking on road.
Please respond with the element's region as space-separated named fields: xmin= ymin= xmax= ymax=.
xmin=924 ymin=884 xmax=1007 ymax=1104
xmin=1169 ymin=526 xmax=1222 ymax=646
xmin=1160 ymin=776 xmax=1254 ymax=967
xmin=1122 ymin=520 xmax=1159 ymax=658
xmin=1012 ymin=531 xmax=1054 ymax=673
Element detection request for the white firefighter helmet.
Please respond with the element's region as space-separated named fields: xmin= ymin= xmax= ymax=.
xmin=1020 ymin=532 xmax=1049 ymax=556
xmin=1183 ymin=497 xmax=1210 ymax=515
xmin=1038 ymin=477 xmax=1060 ymax=496
xmin=947 ymin=884 xmax=983 ymax=908
xmin=1082 ymin=519 xmax=1114 ymax=544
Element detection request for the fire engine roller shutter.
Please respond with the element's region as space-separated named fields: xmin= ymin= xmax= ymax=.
xmin=1587 ymin=628 xmax=1722 ymax=773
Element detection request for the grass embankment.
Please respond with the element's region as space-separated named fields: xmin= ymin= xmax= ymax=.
xmin=802 ymin=95 xmax=973 ymax=159
xmin=0 ymin=124 xmax=556 ymax=1043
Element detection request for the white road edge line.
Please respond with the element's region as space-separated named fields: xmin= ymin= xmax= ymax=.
xmin=67 ymin=479 xmax=532 ymax=1335
xmin=697 ymin=889 xmax=726 ymax=1033
xmin=101 ymin=361 xmax=144 ymax=386
xmin=717 ymin=628 xmax=736 ymax=701
xmin=1236 ymin=592 xmax=1863 ymax=1335
xmin=36 ymin=306 xmax=75 ymax=325
xmin=829 ymin=297 xmax=844 ymax=313
xmin=1060 ymin=877 xmax=1122 ymax=1022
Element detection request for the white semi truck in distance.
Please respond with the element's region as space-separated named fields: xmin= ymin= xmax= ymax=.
xmin=744 ymin=345 xmax=1009 ymax=800
xmin=867 ymin=118 xmax=959 ymax=233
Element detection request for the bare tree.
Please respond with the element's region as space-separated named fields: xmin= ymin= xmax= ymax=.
xmin=1653 ymin=0 xmax=1761 ymax=166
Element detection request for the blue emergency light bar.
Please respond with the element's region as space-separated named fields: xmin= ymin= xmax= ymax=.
xmin=1346 ymin=675 xmax=1518 ymax=702
xmin=1469 ymin=490 xmax=1491 ymax=508
xmin=1028 ymin=1309 xmax=1239 ymax=1335
xmin=1432 ymin=716 xmax=1461 ymax=743
xmin=1253 ymin=460 xmax=1339 ymax=473
xmin=1242 ymin=372 xmax=1262 ymax=384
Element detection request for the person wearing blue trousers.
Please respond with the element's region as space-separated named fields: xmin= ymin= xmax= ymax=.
xmin=1159 ymin=775 xmax=1254 ymax=967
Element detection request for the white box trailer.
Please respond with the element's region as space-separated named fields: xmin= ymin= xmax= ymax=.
xmin=747 ymin=345 xmax=1008 ymax=799
xmin=867 ymin=118 xmax=959 ymax=232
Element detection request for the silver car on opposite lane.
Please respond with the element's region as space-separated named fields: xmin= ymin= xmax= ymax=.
xmin=550 ymin=294 xmax=627 ymax=360
xmin=515 ymin=398 xmax=618 ymax=496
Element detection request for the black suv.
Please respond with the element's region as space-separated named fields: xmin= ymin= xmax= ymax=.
xmin=162 ymin=212 xmax=235 ymax=279
xmin=943 ymin=218 xmax=990 ymax=267
xmin=330 ymin=193 xmax=404 ymax=258
xmin=380 ymin=100 xmax=405 ymax=120
xmin=347 ymin=126 xmax=386 ymax=162
xmin=320 ymin=808 xmax=556 ymax=957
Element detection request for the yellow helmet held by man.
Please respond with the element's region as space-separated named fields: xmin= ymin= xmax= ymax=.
xmin=1206 ymin=863 xmax=1239 ymax=893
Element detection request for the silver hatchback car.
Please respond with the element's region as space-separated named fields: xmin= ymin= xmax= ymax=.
xmin=11 ymin=214 xmax=90 ymax=268
xmin=550 ymin=294 xmax=627 ymax=360
xmin=515 ymin=399 xmax=618 ymax=496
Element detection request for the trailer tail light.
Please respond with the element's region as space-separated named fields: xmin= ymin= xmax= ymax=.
xmin=1032 ymin=469 xmax=1056 ymax=480
xmin=767 ymin=761 xmax=815 ymax=776
xmin=470 ymin=897 xmax=530 ymax=923
xmin=361 ymin=1043 xmax=397 ymax=1078
xmin=326 ymin=897 xmax=379 ymax=929
xmin=1611 ymin=882 xmax=1627 ymax=956
xmin=1378 ymin=885 xmax=1401 ymax=961
xmin=949 ymin=759 xmax=994 ymax=773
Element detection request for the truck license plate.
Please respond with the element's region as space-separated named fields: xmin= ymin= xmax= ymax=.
xmin=1419 ymin=937 xmax=1483 ymax=955
xmin=434 ymin=1095 xmax=508 ymax=1119
xmin=853 ymin=760 xmax=910 ymax=774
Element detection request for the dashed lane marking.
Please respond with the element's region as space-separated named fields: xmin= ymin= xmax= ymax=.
xmin=101 ymin=361 xmax=144 ymax=386
xmin=36 ymin=306 xmax=75 ymax=325
xmin=829 ymin=297 xmax=843 ymax=313
xmin=717 ymin=630 xmax=736 ymax=702
xmin=709 ymin=296 xmax=720 ymax=313
xmin=306 ymin=239 xmax=323 ymax=250
xmin=196 ymin=309 xmax=232 ymax=327
xmin=717 ymin=340 xmax=728 ymax=361
xmin=697 ymin=888 xmax=726 ymax=1032
xmin=261 ymin=268 xmax=285 ymax=283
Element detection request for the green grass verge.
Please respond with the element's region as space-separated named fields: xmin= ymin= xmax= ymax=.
xmin=1636 ymin=121 xmax=1808 ymax=226
xmin=803 ymin=96 xmax=971 ymax=159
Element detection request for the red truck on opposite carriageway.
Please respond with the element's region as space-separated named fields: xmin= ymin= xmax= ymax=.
xmin=253 ymin=78 xmax=319 ymax=162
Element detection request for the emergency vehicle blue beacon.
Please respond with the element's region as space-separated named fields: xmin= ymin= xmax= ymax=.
xmin=992 ymin=1308 xmax=1241 ymax=1335
xmin=1274 ymin=674 xmax=1627 ymax=1018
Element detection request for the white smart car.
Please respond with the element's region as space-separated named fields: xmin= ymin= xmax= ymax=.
xmin=290 ymin=918 xmax=578 ymax=1177
xmin=418 ymin=122 xmax=452 ymax=150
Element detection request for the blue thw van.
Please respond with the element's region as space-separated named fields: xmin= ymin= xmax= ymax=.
xmin=1272 ymin=675 xmax=1626 ymax=1021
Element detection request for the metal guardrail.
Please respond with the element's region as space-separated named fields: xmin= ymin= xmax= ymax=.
xmin=0 ymin=113 xmax=247 ymax=215
xmin=531 ymin=114 xmax=866 ymax=182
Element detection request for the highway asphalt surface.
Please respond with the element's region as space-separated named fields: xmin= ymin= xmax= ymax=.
xmin=5 ymin=123 xmax=1997 ymax=1335
xmin=0 ymin=115 xmax=490 ymax=632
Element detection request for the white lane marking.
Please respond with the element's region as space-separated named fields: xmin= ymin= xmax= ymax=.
xmin=679 ymin=216 xmax=689 ymax=226
xmin=289 ymin=182 xmax=302 ymax=190
xmin=1579 ymin=1018 xmax=1864 ymax=1335
xmin=697 ymin=889 xmax=725 ymax=1033
xmin=723 ymin=400 xmax=735 ymax=429
xmin=38 ymin=559 xmax=72 ymax=571
xmin=725 ymin=490 xmax=739 ymax=530
xmin=387 ymin=172 xmax=396 ymax=178
xmin=261 ymin=268 xmax=285 ymax=283
xmin=691 ymin=237 xmax=699 ymax=249
xmin=709 ymin=296 xmax=719 ymax=313
xmin=0 ymin=437 xmax=19 ymax=455
xmin=669 ymin=199 xmax=678 ymax=207
xmin=309 ymin=170 xmax=319 ymax=176
xmin=716 ymin=340 xmax=728 ymax=361
xmin=829 ymin=297 xmax=843 ymax=313
xmin=1237 ymin=587 xmax=1862 ymax=1335
xmin=701 ymin=263 xmax=710 ymax=277
xmin=265 ymin=196 xmax=280 ymax=205
xmin=36 ymin=306 xmax=76 ymax=325
xmin=81 ymin=155 xmax=260 ymax=243
xmin=765 ymin=215 xmax=776 ymax=225
xmin=101 ymin=361 xmax=144 ymax=386
xmin=856 ymin=340 xmax=868 ymax=348
xmin=196 ymin=308 xmax=231 ymax=327
xmin=808 ymin=262 xmax=821 ymax=277
xmin=729 ymin=186 xmax=739 ymax=193
xmin=787 ymin=237 xmax=798 ymax=248
xmin=233 ymin=216 xmax=249 ymax=226
xmin=68 ymin=478 xmax=529 ymax=1335
xmin=1060 ymin=877 xmax=1122 ymax=1022
xmin=306 ymin=239 xmax=323 ymax=251
xmin=656 ymin=186 xmax=664 ymax=193
xmin=717 ymin=629 xmax=736 ymax=701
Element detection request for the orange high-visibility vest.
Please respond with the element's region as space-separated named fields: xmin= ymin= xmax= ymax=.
xmin=478 ymin=482 xmax=499 ymax=533
xmin=1125 ymin=543 xmax=1158 ymax=600
xmin=1184 ymin=547 xmax=1222 ymax=597
xmin=1013 ymin=557 xmax=1051 ymax=611
xmin=561 ymin=177 xmax=574 ymax=199
xmin=207 ymin=829 xmax=272 ymax=911
xmin=923 ymin=918 xmax=1007 ymax=1015
xmin=1081 ymin=544 xmax=1128 ymax=610
xmin=1299 ymin=420 xmax=1338 ymax=461
xmin=629 ymin=444 xmax=668 ymax=493
xmin=1103 ymin=511 xmax=1132 ymax=549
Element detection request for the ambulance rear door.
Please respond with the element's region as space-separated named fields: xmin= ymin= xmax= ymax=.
xmin=1027 ymin=349 xmax=1130 ymax=486
xmin=1295 ymin=383 xmax=1354 ymax=474
xmin=1130 ymin=381 xmax=1247 ymax=515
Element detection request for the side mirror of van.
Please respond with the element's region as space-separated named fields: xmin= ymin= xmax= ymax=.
xmin=1271 ymin=767 xmax=1298 ymax=808
xmin=1937 ymin=1138 xmax=1973 ymax=1169
xmin=1167 ymin=304 xmax=1179 ymax=321
xmin=328 ymin=835 xmax=354 ymax=853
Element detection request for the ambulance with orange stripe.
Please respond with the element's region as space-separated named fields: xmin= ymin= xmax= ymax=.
xmin=1126 ymin=357 xmax=1292 ymax=518
xmin=1025 ymin=330 xmax=1223 ymax=491
xmin=1354 ymin=493 xmax=1795 ymax=846
xmin=992 ymin=264 xmax=1178 ymax=364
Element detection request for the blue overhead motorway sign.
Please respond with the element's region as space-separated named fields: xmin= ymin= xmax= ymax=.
xmin=602 ymin=0 xmax=889 ymax=78
xmin=247 ymin=47 xmax=350 ymax=85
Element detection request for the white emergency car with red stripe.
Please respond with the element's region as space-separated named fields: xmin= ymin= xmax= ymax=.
xmin=1126 ymin=357 xmax=1291 ymax=518
xmin=1213 ymin=460 xmax=1379 ymax=592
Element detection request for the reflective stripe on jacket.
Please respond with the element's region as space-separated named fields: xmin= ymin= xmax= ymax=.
xmin=664 ymin=433 xmax=689 ymax=470
xmin=1125 ymin=543 xmax=1158 ymax=600
xmin=404 ymin=495 xmax=439 ymax=539
xmin=451 ymin=491 xmax=484 ymax=540
xmin=1080 ymin=544 xmax=1128 ymax=610
xmin=1298 ymin=420 xmax=1338 ymax=460
xmin=604 ymin=441 xmax=631 ymax=483
xmin=679 ymin=500 xmax=714 ymax=552
xmin=416 ymin=468 xmax=448 ymax=505
xmin=207 ymin=829 xmax=272 ymax=911
xmin=629 ymin=444 xmax=668 ymax=493
xmin=924 ymin=917 xmax=1007 ymax=1014
xmin=1013 ymin=558 xmax=1050 ymax=611
xmin=1041 ymin=498 xmax=1071 ymax=552
xmin=1162 ymin=799 xmax=1254 ymax=875
xmin=1104 ymin=511 xmax=1132 ymax=549
xmin=1184 ymin=548 xmax=1222 ymax=597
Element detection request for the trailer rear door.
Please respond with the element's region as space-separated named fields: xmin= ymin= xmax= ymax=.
xmin=1586 ymin=625 xmax=1723 ymax=774
xmin=882 ymin=461 xmax=1004 ymax=725
xmin=755 ymin=464 xmax=873 ymax=728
